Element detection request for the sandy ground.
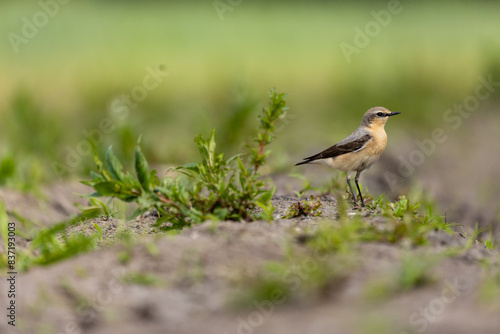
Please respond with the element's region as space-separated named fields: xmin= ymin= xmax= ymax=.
xmin=0 ymin=182 xmax=499 ymax=334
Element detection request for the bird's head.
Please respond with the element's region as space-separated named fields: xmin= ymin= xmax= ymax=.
xmin=361 ymin=106 xmax=401 ymax=129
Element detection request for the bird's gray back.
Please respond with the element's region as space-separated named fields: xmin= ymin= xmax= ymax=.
xmin=337 ymin=126 xmax=371 ymax=146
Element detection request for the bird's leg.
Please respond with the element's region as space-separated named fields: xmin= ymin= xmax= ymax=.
xmin=346 ymin=172 xmax=358 ymax=205
xmin=354 ymin=171 xmax=365 ymax=207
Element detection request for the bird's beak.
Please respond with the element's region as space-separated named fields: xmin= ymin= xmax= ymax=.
xmin=389 ymin=112 xmax=401 ymax=117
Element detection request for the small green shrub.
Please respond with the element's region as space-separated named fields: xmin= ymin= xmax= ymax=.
xmin=83 ymin=89 xmax=288 ymax=229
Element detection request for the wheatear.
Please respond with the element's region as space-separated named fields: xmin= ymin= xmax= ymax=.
xmin=295 ymin=107 xmax=401 ymax=207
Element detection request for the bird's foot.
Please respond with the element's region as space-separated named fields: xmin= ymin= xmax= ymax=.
xmin=351 ymin=201 xmax=366 ymax=209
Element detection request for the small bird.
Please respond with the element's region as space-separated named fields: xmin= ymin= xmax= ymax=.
xmin=295 ymin=107 xmax=401 ymax=207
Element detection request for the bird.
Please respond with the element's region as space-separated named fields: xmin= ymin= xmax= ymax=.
xmin=295 ymin=107 xmax=401 ymax=207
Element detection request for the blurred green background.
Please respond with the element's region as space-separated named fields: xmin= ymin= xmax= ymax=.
xmin=1 ymin=0 xmax=500 ymax=229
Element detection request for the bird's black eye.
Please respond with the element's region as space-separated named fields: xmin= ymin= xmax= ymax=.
xmin=376 ymin=112 xmax=385 ymax=117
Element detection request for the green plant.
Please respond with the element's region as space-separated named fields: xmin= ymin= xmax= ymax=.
xmin=294 ymin=195 xmax=445 ymax=255
xmin=75 ymin=197 xmax=115 ymax=221
xmin=0 ymin=206 xmax=104 ymax=272
xmin=251 ymin=89 xmax=289 ymax=172
xmin=463 ymin=223 xmax=499 ymax=251
xmin=0 ymin=155 xmax=16 ymax=186
xmin=284 ymin=195 xmax=322 ymax=218
xmin=231 ymin=255 xmax=348 ymax=308
xmin=365 ymin=194 xmax=385 ymax=210
xmin=83 ymin=89 xmax=288 ymax=230
xmin=94 ymin=223 xmax=103 ymax=242
xmin=483 ymin=225 xmax=497 ymax=250
xmin=386 ymin=196 xmax=421 ymax=219
xmin=231 ymin=261 xmax=292 ymax=308
xmin=0 ymin=201 xmax=11 ymax=270
xmin=396 ymin=254 xmax=437 ymax=290
xmin=460 ymin=223 xmax=486 ymax=250
xmin=21 ymin=227 xmax=99 ymax=270
xmin=366 ymin=253 xmax=438 ymax=301
xmin=307 ymin=218 xmax=373 ymax=254
xmin=478 ymin=257 xmax=500 ymax=305
xmin=376 ymin=196 xmax=455 ymax=246
xmin=122 ymin=272 xmax=162 ymax=286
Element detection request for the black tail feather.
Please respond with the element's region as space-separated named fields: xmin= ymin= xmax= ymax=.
xmin=295 ymin=152 xmax=322 ymax=166
xmin=295 ymin=158 xmax=314 ymax=166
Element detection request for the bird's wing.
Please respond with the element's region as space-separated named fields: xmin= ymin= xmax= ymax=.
xmin=295 ymin=133 xmax=372 ymax=165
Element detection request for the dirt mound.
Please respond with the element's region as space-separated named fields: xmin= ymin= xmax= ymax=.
xmin=1 ymin=189 xmax=498 ymax=334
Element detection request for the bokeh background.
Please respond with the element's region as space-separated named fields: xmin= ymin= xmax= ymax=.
xmin=1 ymin=0 xmax=499 ymax=234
